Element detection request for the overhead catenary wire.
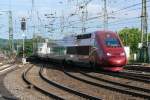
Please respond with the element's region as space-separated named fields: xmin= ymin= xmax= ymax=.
xmin=50 ymin=1 xmax=150 ymax=32
xmin=49 ymin=16 xmax=141 ymax=31
xmin=15 ymin=16 xmax=148 ymax=32
xmin=64 ymin=0 xmax=150 ymax=24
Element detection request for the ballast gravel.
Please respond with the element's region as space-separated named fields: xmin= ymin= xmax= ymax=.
xmin=4 ymin=64 xmax=49 ymax=100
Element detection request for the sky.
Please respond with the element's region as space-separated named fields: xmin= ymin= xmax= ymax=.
xmin=0 ymin=0 xmax=150 ymax=39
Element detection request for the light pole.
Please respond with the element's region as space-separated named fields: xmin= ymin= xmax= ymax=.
xmin=22 ymin=33 xmax=25 ymax=58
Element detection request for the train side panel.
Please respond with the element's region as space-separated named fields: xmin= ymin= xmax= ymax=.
xmin=36 ymin=31 xmax=127 ymax=71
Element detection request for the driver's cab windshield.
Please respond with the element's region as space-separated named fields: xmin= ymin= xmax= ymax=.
xmin=105 ymin=38 xmax=121 ymax=47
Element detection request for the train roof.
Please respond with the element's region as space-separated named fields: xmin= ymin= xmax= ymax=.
xmin=63 ymin=30 xmax=116 ymax=38
xmin=49 ymin=31 xmax=117 ymax=47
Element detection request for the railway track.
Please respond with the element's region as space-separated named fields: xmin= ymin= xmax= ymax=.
xmin=22 ymin=65 xmax=101 ymax=100
xmin=40 ymin=65 xmax=101 ymax=100
xmin=64 ymin=63 xmax=150 ymax=83
xmin=22 ymin=66 xmax=64 ymax=100
xmin=87 ymin=67 xmax=150 ymax=83
xmin=63 ymin=67 xmax=150 ymax=99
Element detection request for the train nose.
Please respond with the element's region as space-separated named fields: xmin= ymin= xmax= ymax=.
xmin=107 ymin=57 xmax=126 ymax=66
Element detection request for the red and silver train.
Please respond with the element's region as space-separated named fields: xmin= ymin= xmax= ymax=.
xmin=37 ymin=31 xmax=127 ymax=71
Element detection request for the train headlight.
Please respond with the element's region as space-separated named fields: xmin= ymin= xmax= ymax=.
xmin=106 ymin=53 xmax=112 ymax=56
xmin=120 ymin=52 xmax=125 ymax=56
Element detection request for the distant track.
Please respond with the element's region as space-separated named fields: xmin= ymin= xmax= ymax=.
xmin=0 ymin=64 xmax=15 ymax=74
xmin=125 ymin=65 xmax=150 ymax=72
xmin=119 ymin=71 xmax=150 ymax=80
xmin=98 ymin=71 xmax=150 ymax=83
xmin=122 ymin=70 xmax=150 ymax=77
xmin=63 ymin=69 xmax=150 ymax=99
xmin=40 ymin=65 xmax=101 ymax=100
xmin=0 ymin=65 xmax=12 ymax=71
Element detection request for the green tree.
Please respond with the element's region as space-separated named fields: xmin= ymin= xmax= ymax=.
xmin=18 ymin=39 xmax=33 ymax=57
xmin=118 ymin=28 xmax=141 ymax=53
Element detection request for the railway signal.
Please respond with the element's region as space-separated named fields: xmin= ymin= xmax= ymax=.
xmin=21 ymin=18 xmax=26 ymax=31
xmin=21 ymin=17 xmax=27 ymax=64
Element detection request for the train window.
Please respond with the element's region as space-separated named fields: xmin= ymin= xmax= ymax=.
xmin=67 ymin=46 xmax=91 ymax=55
xmin=77 ymin=46 xmax=91 ymax=55
xmin=67 ymin=47 xmax=77 ymax=54
xmin=40 ymin=48 xmax=42 ymax=51
xmin=77 ymin=34 xmax=91 ymax=39
xmin=105 ymin=38 xmax=121 ymax=47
